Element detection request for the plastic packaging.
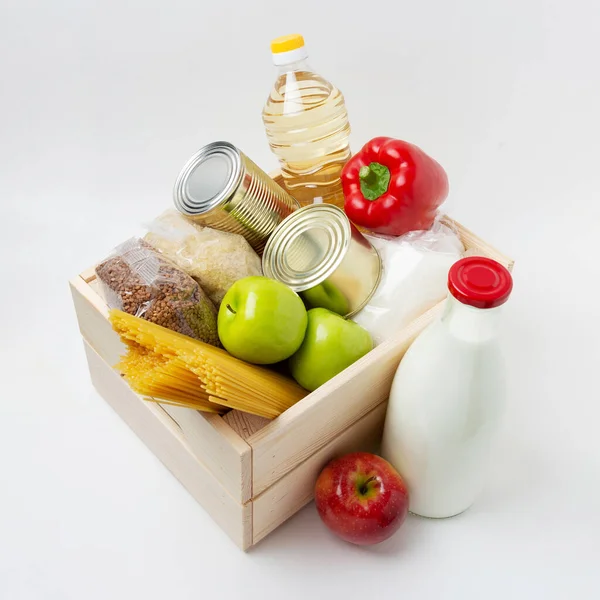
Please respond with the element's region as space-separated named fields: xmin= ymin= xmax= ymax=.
xmin=95 ymin=237 xmax=220 ymax=346
xmin=351 ymin=221 xmax=464 ymax=345
xmin=144 ymin=210 xmax=263 ymax=307
xmin=263 ymin=34 xmax=351 ymax=208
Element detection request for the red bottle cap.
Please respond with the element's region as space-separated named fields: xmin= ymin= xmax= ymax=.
xmin=448 ymin=256 xmax=513 ymax=309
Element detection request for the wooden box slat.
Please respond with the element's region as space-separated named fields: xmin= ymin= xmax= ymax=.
xmin=70 ymin=275 xmax=252 ymax=504
xmin=252 ymin=401 xmax=387 ymax=544
xmin=245 ymin=215 xmax=513 ymax=496
xmin=83 ymin=339 xmax=253 ymax=549
xmin=247 ymin=304 xmax=443 ymax=496
xmin=159 ymin=404 xmax=252 ymax=503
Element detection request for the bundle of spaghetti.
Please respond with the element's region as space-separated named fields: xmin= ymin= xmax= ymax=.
xmin=117 ymin=341 xmax=221 ymax=413
xmin=109 ymin=309 xmax=308 ymax=418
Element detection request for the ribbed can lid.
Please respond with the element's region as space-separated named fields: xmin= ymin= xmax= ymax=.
xmin=448 ymin=256 xmax=513 ymax=309
xmin=173 ymin=142 xmax=243 ymax=216
xmin=262 ymin=204 xmax=351 ymax=292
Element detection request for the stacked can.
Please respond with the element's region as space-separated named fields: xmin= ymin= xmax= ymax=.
xmin=174 ymin=142 xmax=300 ymax=253
xmin=262 ymin=205 xmax=382 ymax=318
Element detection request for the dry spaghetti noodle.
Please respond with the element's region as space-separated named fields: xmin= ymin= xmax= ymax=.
xmin=110 ymin=309 xmax=307 ymax=418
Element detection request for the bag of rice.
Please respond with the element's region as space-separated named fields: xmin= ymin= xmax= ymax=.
xmin=144 ymin=210 xmax=263 ymax=307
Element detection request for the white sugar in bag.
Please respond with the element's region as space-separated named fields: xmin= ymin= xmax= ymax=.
xmin=353 ymin=221 xmax=464 ymax=345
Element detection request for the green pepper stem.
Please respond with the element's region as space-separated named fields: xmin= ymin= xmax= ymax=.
xmin=359 ymin=165 xmax=378 ymax=186
xmin=358 ymin=162 xmax=391 ymax=202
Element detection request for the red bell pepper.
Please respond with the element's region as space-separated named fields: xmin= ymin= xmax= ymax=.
xmin=341 ymin=137 xmax=449 ymax=236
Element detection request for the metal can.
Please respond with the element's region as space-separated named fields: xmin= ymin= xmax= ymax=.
xmin=173 ymin=141 xmax=300 ymax=253
xmin=262 ymin=204 xmax=382 ymax=318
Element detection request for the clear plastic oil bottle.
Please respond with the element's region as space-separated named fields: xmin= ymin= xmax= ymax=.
xmin=262 ymin=34 xmax=351 ymax=208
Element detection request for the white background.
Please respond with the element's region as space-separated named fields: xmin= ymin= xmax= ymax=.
xmin=1 ymin=0 xmax=599 ymax=598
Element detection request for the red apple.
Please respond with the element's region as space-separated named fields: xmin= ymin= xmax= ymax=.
xmin=314 ymin=451 xmax=409 ymax=545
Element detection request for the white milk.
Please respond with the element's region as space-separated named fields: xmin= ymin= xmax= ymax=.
xmin=381 ymin=295 xmax=507 ymax=518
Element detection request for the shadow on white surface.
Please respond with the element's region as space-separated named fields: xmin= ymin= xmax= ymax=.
xmin=250 ymin=500 xmax=437 ymax=561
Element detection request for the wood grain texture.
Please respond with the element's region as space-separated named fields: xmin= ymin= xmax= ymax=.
xmin=72 ymin=274 xmax=253 ymax=503
xmin=70 ymin=275 xmax=124 ymax=367
xmin=222 ymin=411 xmax=272 ymax=441
xmin=252 ymin=401 xmax=388 ymax=545
xmin=83 ymin=340 xmax=252 ymax=550
xmin=248 ymin=303 xmax=443 ymax=496
xmin=160 ymin=405 xmax=252 ymax=503
xmin=80 ymin=266 xmax=97 ymax=283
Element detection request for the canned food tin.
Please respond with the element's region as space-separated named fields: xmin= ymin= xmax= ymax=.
xmin=173 ymin=141 xmax=300 ymax=253
xmin=262 ymin=204 xmax=382 ymax=318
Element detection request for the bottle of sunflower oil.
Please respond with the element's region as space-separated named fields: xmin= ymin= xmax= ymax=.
xmin=262 ymin=34 xmax=351 ymax=208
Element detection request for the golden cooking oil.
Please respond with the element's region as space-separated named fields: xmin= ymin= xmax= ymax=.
xmin=263 ymin=34 xmax=351 ymax=208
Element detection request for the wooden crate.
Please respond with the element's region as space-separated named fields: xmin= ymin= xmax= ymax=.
xmin=70 ymin=191 xmax=514 ymax=550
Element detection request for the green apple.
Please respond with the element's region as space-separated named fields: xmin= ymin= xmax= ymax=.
xmin=289 ymin=308 xmax=373 ymax=391
xmin=218 ymin=276 xmax=308 ymax=365
xmin=300 ymin=281 xmax=350 ymax=316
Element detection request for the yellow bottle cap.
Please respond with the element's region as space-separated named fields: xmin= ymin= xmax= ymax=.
xmin=271 ymin=34 xmax=305 ymax=54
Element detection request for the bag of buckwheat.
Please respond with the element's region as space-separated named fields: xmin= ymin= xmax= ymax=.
xmin=95 ymin=237 xmax=220 ymax=346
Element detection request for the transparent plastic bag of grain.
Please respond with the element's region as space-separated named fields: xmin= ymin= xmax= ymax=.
xmin=144 ymin=209 xmax=263 ymax=307
xmin=352 ymin=220 xmax=465 ymax=345
xmin=95 ymin=237 xmax=220 ymax=346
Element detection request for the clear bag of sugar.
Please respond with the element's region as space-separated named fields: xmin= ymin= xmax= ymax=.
xmin=352 ymin=220 xmax=464 ymax=345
